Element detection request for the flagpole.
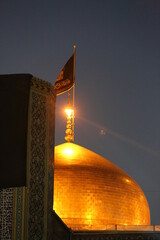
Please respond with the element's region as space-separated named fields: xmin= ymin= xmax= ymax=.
xmin=72 ymin=44 xmax=76 ymax=142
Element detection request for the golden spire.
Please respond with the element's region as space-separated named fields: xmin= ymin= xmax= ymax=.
xmin=65 ymin=92 xmax=74 ymax=142
xmin=64 ymin=45 xmax=76 ymax=143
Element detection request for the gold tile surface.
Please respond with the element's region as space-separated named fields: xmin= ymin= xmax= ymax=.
xmin=53 ymin=143 xmax=150 ymax=230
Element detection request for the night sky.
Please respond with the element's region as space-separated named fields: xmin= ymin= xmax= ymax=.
xmin=0 ymin=0 xmax=160 ymax=225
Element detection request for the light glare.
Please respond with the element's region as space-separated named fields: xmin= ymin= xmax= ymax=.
xmin=65 ymin=108 xmax=74 ymax=117
xmin=63 ymin=148 xmax=74 ymax=156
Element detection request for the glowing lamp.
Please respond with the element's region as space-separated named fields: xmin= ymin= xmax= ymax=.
xmin=65 ymin=108 xmax=74 ymax=117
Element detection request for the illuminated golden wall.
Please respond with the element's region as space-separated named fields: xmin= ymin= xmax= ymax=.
xmin=53 ymin=143 xmax=150 ymax=230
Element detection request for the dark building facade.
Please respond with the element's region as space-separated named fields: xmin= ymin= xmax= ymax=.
xmin=0 ymin=74 xmax=55 ymax=239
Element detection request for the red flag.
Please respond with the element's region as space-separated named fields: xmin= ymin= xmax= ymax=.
xmin=54 ymin=54 xmax=74 ymax=95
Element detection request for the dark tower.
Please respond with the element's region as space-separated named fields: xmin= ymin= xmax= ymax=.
xmin=0 ymin=74 xmax=55 ymax=239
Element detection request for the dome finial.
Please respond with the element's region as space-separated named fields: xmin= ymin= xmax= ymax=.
xmin=65 ymin=91 xmax=74 ymax=142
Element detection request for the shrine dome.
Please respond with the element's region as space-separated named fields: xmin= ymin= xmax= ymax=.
xmin=53 ymin=142 xmax=150 ymax=230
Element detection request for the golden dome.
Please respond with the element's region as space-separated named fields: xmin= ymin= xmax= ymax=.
xmin=53 ymin=142 xmax=150 ymax=230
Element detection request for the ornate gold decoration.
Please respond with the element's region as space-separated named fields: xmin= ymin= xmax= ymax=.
xmin=0 ymin=187 xmax=25 ymax=240
xmin=26 ymin=76 xmax=55 ymax=239
xmin=64 ymin=92 xmax=74 ymax=142
xmin=0 ymin=188 xmax=14 ymax=239
xmin=31 ymin=77 xmax=55 ymax=96
xmin=65 ymin=109 xmax=74 ymax=142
